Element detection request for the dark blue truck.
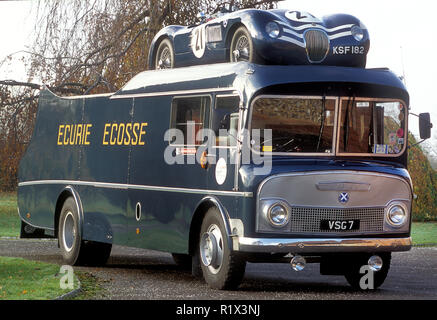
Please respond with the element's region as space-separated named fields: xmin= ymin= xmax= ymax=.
xmin=17 ymin=61 xmax=432 ymax=290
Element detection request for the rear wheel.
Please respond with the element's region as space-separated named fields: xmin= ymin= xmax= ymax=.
xmin=229 ymin=26 xmax=260 ymax=63
xmin=58 ymin=197 xmax=111 ymax=266
xmin=199 ymin=207 xmax=246 ymax=290
xmin=155 ymin=38 xmax=174 ymax=69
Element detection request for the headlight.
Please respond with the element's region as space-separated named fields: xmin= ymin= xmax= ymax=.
xmin=351 ymin=25 xmax=364 ymax=41
xmin=267 ymin=202 xmax=290 ymax=227
xmin=266 ymin=22 xmax=280 ymax=38
xmin=387 ymin=204 xmax=407 ymax=227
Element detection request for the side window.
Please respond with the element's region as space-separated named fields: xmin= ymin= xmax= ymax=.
xmin=170 ymin=96 xmax=210 ymax=146
xmin=212 ymin=95 xmax=240 ymax=146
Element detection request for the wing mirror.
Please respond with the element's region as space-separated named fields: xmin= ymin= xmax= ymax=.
xmin=409 ymin=112 xmax=433 ymax=147
xmin=419 ymin=112 xmax=433 ymax=140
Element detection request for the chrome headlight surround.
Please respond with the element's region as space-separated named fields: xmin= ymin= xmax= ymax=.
xmin=265 ymin=21 xmax=280 ymax=38
xmin=259 ymin=199 xmax=291 ymax=230
xmin=384 ymin=201 xmax=409 ymax=230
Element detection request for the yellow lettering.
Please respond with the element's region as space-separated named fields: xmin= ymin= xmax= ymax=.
xmin=110 ymin=123 xmax=117 ymax=145
xmin=84 ymin=124 xmax=92 ymax=145
xmin=103 ymin=123 xmax=110 ymax=145
xmin=58 ymin=125 xmax=65 ymax=145
xmin=63 ymin=125 xmax=70 ymax=145
xmin=75 ymin=124 xmax=83 ymax=145
xmin=124 ymin=123 xmax=132 ymax=145
xmin=69 ymin=125 xmax=76 ymax=145
xmin=132 ymin=123 xmax=140 ymax=146
xmin=117 ymin=123 xmax=125 ymax=145
xmin=139 ymin=122 xmax=147 ymax=145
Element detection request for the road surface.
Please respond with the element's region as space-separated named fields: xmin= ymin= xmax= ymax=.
xmin=0 ymin=238 xmax=436 ymax=300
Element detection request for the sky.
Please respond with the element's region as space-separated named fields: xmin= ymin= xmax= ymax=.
xmin=0 ymin=0 xmax=436 ymax=157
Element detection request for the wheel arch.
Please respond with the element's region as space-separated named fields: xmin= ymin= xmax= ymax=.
xmin=225 ymin=22 xmax=247 ymax=60
xmin=189 ymin=196 xmax=233 ymax=256
xmin=54 ymin=186 xmax=84 ymax=240
xmin=148 ymin=34 xmax=172 ymax=70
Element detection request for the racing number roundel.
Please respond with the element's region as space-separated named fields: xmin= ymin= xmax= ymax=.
xmin=285 ymin=11 xmax=321 ymax=23
xmin=191 ymin=25 xmax=206 ymax=58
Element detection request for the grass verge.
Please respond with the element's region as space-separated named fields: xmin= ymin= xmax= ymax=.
xmin=411 ymin=222 xmax=437 ymax=246
xmin=0 ymin=193 xmax=20 ymax=237
xmin=0 ymin=256 xmax=79 ymax=300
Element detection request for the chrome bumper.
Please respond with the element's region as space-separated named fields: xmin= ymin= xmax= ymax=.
xmin=236 ymin=236 xmax=412 ymax=253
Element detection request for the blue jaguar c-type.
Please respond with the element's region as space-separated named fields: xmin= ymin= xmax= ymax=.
xmin=148 ymin=9 xmax=370 ymax=69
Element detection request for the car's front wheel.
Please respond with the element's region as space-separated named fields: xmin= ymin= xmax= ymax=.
xmin=155 ymin=38 xmax=174 ymax=69
xmin=229 ymin=26 xmax=261 ymax=63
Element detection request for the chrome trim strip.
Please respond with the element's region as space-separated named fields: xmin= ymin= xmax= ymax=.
xmin=62 ymin=93 xmax=113 ymax=100
xmin=18 ymin=180 xmax=253 ymax=198
xmin=64 ymin=185 xmax=84 ymax=239
xmin=316 ymin=181 xmax=371 ymax=191
xmin=237 ymin=236 xmax=412 ymax=253
xmin=110 ymin=88 xmax=238 ymax=99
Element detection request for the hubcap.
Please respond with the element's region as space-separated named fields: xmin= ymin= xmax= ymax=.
xmin=157 ymin=47 xmax=172 ymax=69
xmin=62 ymin=211 xmax=76 ymax=252
xmin=200 ymin=224 xmax=224 ymax=274
xmin=232 ymin=35 xmax=250 ymax=61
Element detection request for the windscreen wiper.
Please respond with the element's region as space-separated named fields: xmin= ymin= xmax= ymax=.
xmin=343 ymin=95 xmax=355 ymax=152
xmin=316 ymin=95 xmax=326 ymax=152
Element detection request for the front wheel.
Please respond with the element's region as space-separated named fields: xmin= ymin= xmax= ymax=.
xmin=199 ymin=207 xmax=246 ymax=290
xmin=229 ymin=26 xmax=261 ymax=63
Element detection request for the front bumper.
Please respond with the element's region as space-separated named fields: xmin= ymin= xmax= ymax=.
xmin=236 ymin=236 xmax=412 ymax=254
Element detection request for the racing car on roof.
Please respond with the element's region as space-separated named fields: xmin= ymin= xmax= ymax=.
xmin=148 ymin=8 xmax=370 ymax=70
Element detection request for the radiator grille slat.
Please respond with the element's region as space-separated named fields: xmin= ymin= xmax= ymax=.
xmin=304 ymin=29 xmax=330 ymax=63
xmin=290 ymin=207 xmax=385 ymax=233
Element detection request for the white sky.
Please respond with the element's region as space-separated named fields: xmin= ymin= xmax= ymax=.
xmin=0 ymin=0 xmax=436 ymax=155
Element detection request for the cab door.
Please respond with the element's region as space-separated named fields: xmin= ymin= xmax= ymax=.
xmin=205 ymin=94 xmax=241 ymax=193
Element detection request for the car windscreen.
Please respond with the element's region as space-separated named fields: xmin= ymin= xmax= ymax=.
xmin=250 ymin=96 xmax=336 ymax=154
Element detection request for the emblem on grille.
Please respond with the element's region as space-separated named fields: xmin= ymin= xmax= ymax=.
xmin=338 ymin=192 xmax=349 ymax=204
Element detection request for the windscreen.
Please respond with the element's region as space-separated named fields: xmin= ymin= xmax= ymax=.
xmin=338 ymin=99 xmax=406 ymax=155
xmin=251 ymin=97 xmax=335 ymax=153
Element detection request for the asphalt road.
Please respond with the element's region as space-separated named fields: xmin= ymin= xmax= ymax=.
xmin=0 ymin=238 xmax=436 ymax=300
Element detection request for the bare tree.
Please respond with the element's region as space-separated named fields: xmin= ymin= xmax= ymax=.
xmin=0 ymin=0 xmax=279 ymax=190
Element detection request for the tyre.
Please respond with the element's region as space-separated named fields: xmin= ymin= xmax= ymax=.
xmin=343 ymin=253 xmax=391 ymax=290
xmin=154 ymin=38 xmax=174 ymax=69
xmin=58 ymin=196 xmax=111 ymax=266
xmin=229 ymin=26 xmax=261 ymax=63
xmin=199 ymin=207 xmax=246 ymax=290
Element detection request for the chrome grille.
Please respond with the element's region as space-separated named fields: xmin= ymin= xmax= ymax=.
xmin=304 ymin=29 xmax=330 ymax=63
xmin=290 ymin=207 xmax=385 ymax=233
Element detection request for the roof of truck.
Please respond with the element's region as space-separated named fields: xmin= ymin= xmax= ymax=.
xmin=111 ymin=62 xmax=408 ymax=100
